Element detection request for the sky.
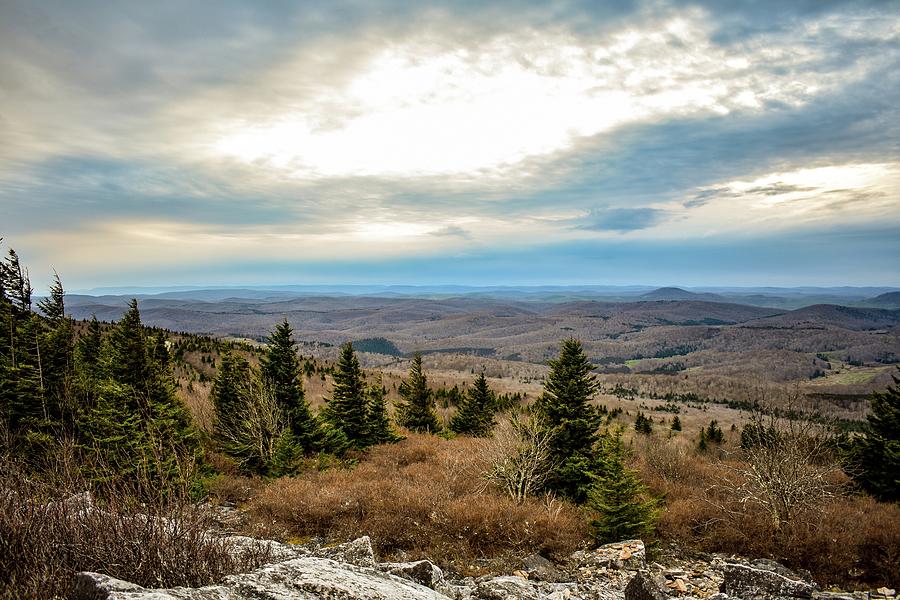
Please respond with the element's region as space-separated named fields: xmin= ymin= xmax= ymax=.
xmin=2 ymin=0 xmax=899 ymax=291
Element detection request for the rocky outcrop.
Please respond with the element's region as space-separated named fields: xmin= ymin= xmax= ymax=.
xmin=73 ymin=533 xmax=882 ymax=600
xmin=76 ymin=556 xmax=447 ymax=600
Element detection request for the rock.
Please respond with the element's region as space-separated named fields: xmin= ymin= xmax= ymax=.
xmin=667 ymin=578 xmax=688 ymax=593
xmin=475 ymin=575 xmax=542 ymax=600
xmin=316 ymin=535 xmax=377 ymax=567
xmin=625 ymin=571 xmax=671 ymax=600
xmin=877 ymin=589 xmax=896 ymax=598
xmin=77 ymin=556 xmax=447 ymax=599
xmin=224 ymin=534 xmax=302 ymax=563
xmin=590 ymin=540 xmax=647 ymax=570
xmin=813 ymin=593 xmax=870 ymax=600
xmin=722 ymin=561 xmax=818 ymax=600
xmin=523 ymin=554 xmax=568 ymax=583
xmin=384 ymin=560 xmax=446 ymax=590
xmin=73 ymin=572 xmax=146 ymax=599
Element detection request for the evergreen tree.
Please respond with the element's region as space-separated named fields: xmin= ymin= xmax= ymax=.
xmin=705 ymin=420 xmax=724 ymax=444
xmin=634 ymin=412 xmax=653 ymax=435
xmin=37 ymin=293 xmax=75 ymax=439
xmin=365 ymin=382 xmax=402 ymax=445
xmin=37 ymin=272 xmax=65 ymax=322
xmin=534 ymin=338 xmax=603 ymax=502
xmin=211 ymin=351 xmax=252 ymax=452
xmin=740 ymin=421 xmax=778 ymax=450
xmin=90 ymin=300 xmax=201 ymax=491
xmin=698 ymin=428 xmax=708 ymax=452
xmin=395 ymin=353 xmax=441 ymax=433
xmin=260 ymin=319 xmax=320 ymax=453
xmin=105 ymin=299 xmax=151 ymax=392
xmin=588 ymin=429 xmax=659 ymax=543
xmin=851 ymin=371 xmax=900 ymax=501
xmin=671 ymin=415 xmax=682 ymax=431
xmin=321 ymin=342 xmax=370 ymax=448
xmin=2 ymin=248 xmax=32 ymax=313
xmin=76 ymin=316 xmax=103 ymax=373
xmin=450 ymin=372 xmax=497 ymax=437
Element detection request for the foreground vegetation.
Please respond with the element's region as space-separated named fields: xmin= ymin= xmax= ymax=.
xmin=1 ymin=241 xmax=898 ymax=597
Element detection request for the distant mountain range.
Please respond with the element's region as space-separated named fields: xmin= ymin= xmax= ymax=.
xmin=65 ymin=285 xmax=900 ymax=311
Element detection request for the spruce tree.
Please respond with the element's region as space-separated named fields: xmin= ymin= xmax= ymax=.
xmin=321 ymin=342 xmax=370 ymax=448
xmin=105 ymin=299 xmax=151 ymax=392
xmin=92 ymin=300 xmax=201 ymax=492
xmin=851 ymin=371 xmax=900 ymax=501
xmin=365 ymin=382 xmax=402 ymax=445
xmin=588 ymin=429 xmax=659 ymax=543
xmin=671 ymin=415 xmax=682 ymax=432
xmin=260 ymin=319 xmax=320 ymax=453
xmin=395 ymin=353 xmax=441 ymax=433
xmin=211 ymin=351 xmax=252 ymax=452
xmin=534 ymin=338 xmax=604 ymax=502
xmin=450 ymin=372 xmax=497 ymax=437
xmin=634 ymin=412 xmax=653 ymax=435
xmin=698 ymin=428 xmax=708 ymax=452
xmin=705 ymin=420 xmax=724 ymax=444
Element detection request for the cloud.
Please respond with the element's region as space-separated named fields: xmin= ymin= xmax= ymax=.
xmin=1 ymin=0 xmax=899 ymax=288
xmin=430 ymin=225 xmax=473 ymax=239
xmin=578 ymin=208 xmax=666 ymax=232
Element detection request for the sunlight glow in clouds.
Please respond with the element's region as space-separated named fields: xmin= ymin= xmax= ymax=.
xmin=671 ymin=162 xmax=900 ymax=236
xmin=209 ymin=14 xmax=829 ymax=179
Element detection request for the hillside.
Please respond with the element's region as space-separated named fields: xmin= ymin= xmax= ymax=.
xmin=60 ymin=292 xmax=900 ymax=413
xmin=640 ymin=287 xmax=725 ymax=302
xmin=867 ymin=291 xmax=900 ymax=309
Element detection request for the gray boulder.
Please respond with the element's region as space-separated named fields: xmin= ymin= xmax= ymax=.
xmin=522 ymin=554 xmax=568 ymax=583
xmin=75 ymin=556 xmax=449 ymax=600
xmin=722 ymin=562 xmax=818 ymax=600
xmin=625 ymin=571 xmax=671 ymax=600
xmin=383 ymin=560 xmax=446 ymax=589
xmin=316 ymin=535 xmax=377 ymax=567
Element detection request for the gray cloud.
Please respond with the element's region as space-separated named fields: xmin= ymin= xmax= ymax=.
xmin=578 ymin=208 xmax=666 ymax=232
xmin=1 ymin=0 xmax=899 ymax=287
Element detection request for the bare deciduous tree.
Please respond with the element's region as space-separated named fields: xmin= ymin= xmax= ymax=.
xmin=482 ymin=415 xmax=556 ymax=504
xmin=220 ymin=375 xmax=287 ymax=472
xmin=715 ymin=401 xmax=843 ymax=530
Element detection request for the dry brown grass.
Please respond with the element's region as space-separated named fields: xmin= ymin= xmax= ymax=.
xmin=0 ymin=461 xmax=271 ymax=600
xmin=636 ymin=437 xmax=900 ymax=589
xmin=245 ymin=434 xmax=589 ymax=567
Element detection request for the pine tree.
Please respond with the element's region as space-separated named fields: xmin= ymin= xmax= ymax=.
xmin=395 ymin=353 xmax=441 ymax=433
xmin=260 ymin=319 xmax=320 ymax=453
xmin=851 ymin=371 xmax=900 ymax=501
xmin=588 ymin=429 xmax=659 ymax=543
xmin=671 ymin=415 xmax=682 ymax=431
xmin=365 ymin=382 xmax=402 ymax=445
xmin=321 ymin=342 xmax=370 ymax=448
xmin=534 ymin=338 xmax=603 ymax=502
xmin=450 ymin=372 xmax=497 ymax=437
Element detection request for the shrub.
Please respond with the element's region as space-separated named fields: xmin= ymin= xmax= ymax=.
xmin=248 ymin=434 xmax=588 ymax=564
xmin=0 ymin=462 xmax=271 ymax=600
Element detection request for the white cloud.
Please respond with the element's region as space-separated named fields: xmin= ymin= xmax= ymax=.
xmin=665 ymin=162 xmax=900 ymax=237
xmin=197 ymin=9 xmax=885 ymax=181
